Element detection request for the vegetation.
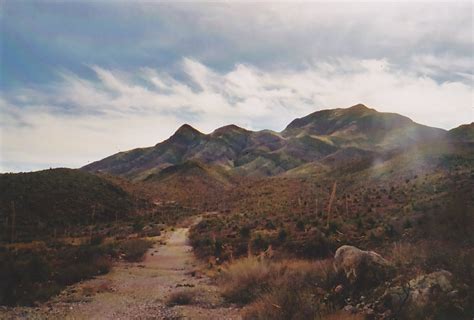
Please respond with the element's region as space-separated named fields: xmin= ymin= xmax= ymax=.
xmin=2 ymin=105 xmax=473 ymax=318
xmin=0 ymin=168 xmax=141 ymax=242
xmin=0 ymin=242 xmax=114 ymax=306
xmin=166 ymin=290 xmax=195 ymax=306
xmin=119 ymin=239 xmax=153 ymax=262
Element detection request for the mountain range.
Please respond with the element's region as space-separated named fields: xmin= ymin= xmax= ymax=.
xmin=82 ymin=104 xmax=470 ymax=181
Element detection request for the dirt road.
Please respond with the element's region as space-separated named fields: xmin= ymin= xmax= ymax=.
xmin=2 ymin=225 xmax=241 ymax=320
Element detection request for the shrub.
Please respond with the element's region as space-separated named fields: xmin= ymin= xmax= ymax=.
xmin=120 ymin=239 xmax=152 ymax=262
xmin=220 ymin=257 xmax=276 ymax=304
xmin=277 ymin=228 xmax=287 ymax=242
xmin=220 ymin=257 xmax=336 ymax=307
xmin=243 ymin=286 xmax=319 ymax=320
xmin=240 ymin=226 xmax=251 ymax=238
xmin=241 ymin=259 xmax=337 ymax=320
xmin=166 ymin=290 xmax=195 ymax=306
xmin=90 ymin=234 xmax=105 ymax=245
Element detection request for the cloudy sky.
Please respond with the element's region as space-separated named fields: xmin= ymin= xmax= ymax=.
xmin=1 ymin=1 xmax=473 ymax=172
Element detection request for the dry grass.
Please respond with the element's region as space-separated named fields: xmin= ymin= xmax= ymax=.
xmin=220 ymin=257 xmax=278 ymax=304
xmin=222 ymin=257 xmax=340 ymax=319
xmin=389 ymin=242 xmax=427 ymax=270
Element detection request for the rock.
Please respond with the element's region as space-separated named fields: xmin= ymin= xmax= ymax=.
xmin=343 ymin=305 xmax=357 ymax=313
xmin=408 ymin=270 xmax=453 ymax=306
xmin=334 ymin=245 xmax=393 ymax=287
xmin=382 ymin=270 xmax=459 ymax=319
xmin=334 ymin=284 xmax=344 ymax=293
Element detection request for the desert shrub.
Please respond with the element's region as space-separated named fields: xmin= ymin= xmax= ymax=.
xmin=220 ymin=257 xmax=337 ymax=307
xmin=252 ymin=233 xmax=270 ymax=252
xmin=239 ymin=226 xmax=250 ymax=238
xmin=166 ymin=290 xmax=195 ymax=306
xmin=0 ymin=250 xmax=53 ymax=305
xmin=240 ymin=259 xmax=338 ymax=319
xmin=0 ymin=243 xmax=113 ymax=306
xmin=220 ymin=257 xmax=277 ymax=304
xmin=90 ymin=234 xmax=105 ymax=245
xmin=132 ymin=219 xmax=145 ymax=232
xmin=296 ymin=220 xmax=305 ymax=231
xmin=120 ymin=239 xmax=152 ymax=262
xmin=403 ymin=219 xmax=412 ymax=229
xmin=296 ymin=229 xmax=333 ymax=259
xmin=277 ymin=228 xmax=287 ymax=242
xmin=243 ymin=286 xmax=319 ymax=320
xmin=390 ymin=242 xmax=427 ymax=270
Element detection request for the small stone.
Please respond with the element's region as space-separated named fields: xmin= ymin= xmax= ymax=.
xmin=344 ymin=305 xmax=356 ymax=313
xmin=447 ymin=290 xmax=458 ymax=298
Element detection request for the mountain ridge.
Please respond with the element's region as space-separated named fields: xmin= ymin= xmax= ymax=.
xmin=82 ymin=104 xmax=460 ymax=180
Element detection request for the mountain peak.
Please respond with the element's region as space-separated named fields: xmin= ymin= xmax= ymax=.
xmin=168 ymin=124 xmax=204 ymax=144
xmin=176 ymin=124 xmax=200 ymax=134
xmin=212 ymin=124 xmax=249 ymax=135
xmin=348 ymin=103 xmax=370 ymax=110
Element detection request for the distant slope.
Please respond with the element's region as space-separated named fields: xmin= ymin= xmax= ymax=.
xmin=82 ymin=104 xmax=448 ymax=181
xmin=143 ymin=160 xmax=234 ymax=208
xmin=282 ymin=104 xmax=446 ymax=149
xmin=449 ymin=122 xmax=474 ymax=142
xmin=0 ymin=168 xmax=139 ymax=242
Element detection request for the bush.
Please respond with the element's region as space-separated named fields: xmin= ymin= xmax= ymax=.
xmin=220 ymin=257 xmax=276 ymax=304
xmin=90 ymin=234 xmax=105 ymax=245
xmin=239 ymin=259 xmax=338 ymax=319
xmin=120 ymin=239 xmax=153 ymax=262
xmin=220 ymin=257 xmax=336 ymax=307
xmin=0 ymin=244 xmax=114 ymax=306
xmin=166 ymin=290 xmax=195 ymax=306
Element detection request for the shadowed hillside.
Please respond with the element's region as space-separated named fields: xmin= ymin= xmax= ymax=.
xmin=0 ymin=168 xmax=142 ymax=242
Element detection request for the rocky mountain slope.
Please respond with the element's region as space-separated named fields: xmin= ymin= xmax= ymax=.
xmin=82 ymin=104 xmax=450 ymax=180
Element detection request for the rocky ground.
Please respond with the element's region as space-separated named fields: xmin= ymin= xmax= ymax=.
xmin=1 ymin=224 xmax=241 ymax=320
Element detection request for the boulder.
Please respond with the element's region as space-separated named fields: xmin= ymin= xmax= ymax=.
xmin=334 ymin=245 xmax=392 ymax=287
xmin=382 ymin=270 xmax=461 ymax=319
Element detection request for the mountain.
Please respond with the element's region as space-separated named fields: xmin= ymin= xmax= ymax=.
xmin=282 ymin=104 xmax=446 ymax=149
xmin=82 ymin=104 xmax=448 ymax=180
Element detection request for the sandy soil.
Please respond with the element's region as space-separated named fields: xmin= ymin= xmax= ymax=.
xmin=1 ymin=223 xmax=241 ymax=320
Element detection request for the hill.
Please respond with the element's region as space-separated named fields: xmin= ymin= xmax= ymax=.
xmin=450 ymin=122 xmax=474 ymax=142
xmin=0 ymin=168 xmax=141 ymax=242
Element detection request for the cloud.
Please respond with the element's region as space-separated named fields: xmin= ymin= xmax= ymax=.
xmin=1 ymin=57 xmax=472 ymax=172
xmin=2 ymin=2 xmax=472 ymax=89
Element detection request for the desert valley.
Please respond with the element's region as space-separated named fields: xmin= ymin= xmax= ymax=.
xmin=1 ymin=104 xmax=473 ymax=319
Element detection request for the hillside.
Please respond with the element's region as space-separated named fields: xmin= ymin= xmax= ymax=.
xmin=0 ymin=168 xmax=141 ymax=242
xmin=450 ymin=122 xmax=474 ymax=142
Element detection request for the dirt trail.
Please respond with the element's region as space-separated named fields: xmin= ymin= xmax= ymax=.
xmin=2 ymin=223 xmax=241 ymax=320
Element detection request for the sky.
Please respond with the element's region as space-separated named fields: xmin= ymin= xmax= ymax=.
xmin=0 ymin=1 xmax=473 ymax=172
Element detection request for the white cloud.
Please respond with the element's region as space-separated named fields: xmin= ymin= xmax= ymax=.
xmin=1 ymin=57 xmax=472 ymax=172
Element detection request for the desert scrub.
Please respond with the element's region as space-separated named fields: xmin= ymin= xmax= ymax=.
xmin=119 ymin=239 xmax=153 ymax=262
xmin=166 ymin=290 xmax=195 ymax=306
xmin=220 ymin=257 xmax=338 ymax=308
xmin=0 ymin=243 xmax=114 ymax=306
xmin=235 ymin=258 xmax=340 ymax=319
xmin=220 ymin=257 xmax=277 ymax=304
